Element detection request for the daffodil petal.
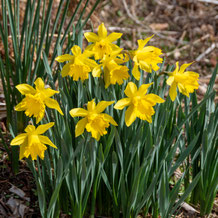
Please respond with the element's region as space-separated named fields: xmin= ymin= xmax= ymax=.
xmin=144 ymin=94 xmax=165 ymax=105
xmin=124 ymin=82 xmax=137 ymax=97
xmin=125 ymin=105 xmax=137 ymax=127
xmin=106 ymin=32 xmax=122 ymax=43
xmin=16 ymin=84 xmax=36 ymax=95
xmin=69 ymin=108 xmax=88 ymax=117
xmin=92 ymin=65 xmax=102 ymax=77
xmin=71 ymin=45 xmax=81 ymax=56
xmin=166 ymin=76 xmax=174 ymax=86
xmin=138 ymin=83 xmax=153 ymax=95
xmin=169 ymin=82 xmax=177 ymax=102
xmin=19 ymin=143 xmax=27 ymax=160
xmin=43 ymin=88 xmax=59 ymax=98
xmin=114 ymin=98 xmax=131 ymax=110
xmin=75 ymin=117 xmax=87 ymax=137
xmin=35 ymin=122 xmax=55 ymax=135
xmin=34 ymin=78 xmax=45 ymax=90
xmin=95 ymin=101 xmax=114 ymax=113
xmin=87 ymin=99 xmax=96 ymax=111
xmin=179 ymin=62 xmax=193 ymax=74
xmin=44 ymin=98 xmax=63 ymax=115
xmin=25 ymin=125 xmax=36 ymax=133
xmin=104 ymin=71 xmax=111 ymax=89
xmin=173 ymin=62 xmax=179 ymax=74
xmin=137 ymin=35 xmax=154 ymax=49
xmin=15 ymin=101 xmax=25 ymax=111
xmin=10 ymin=133 xmax=27 ymax=145
xmin=55 ymin=54 xmax=74 ymax=62
xmin=84 ymin=32 xmax=99 ymax=42
xmin=38 ymin=135 xmax=57 ymax=148
xmin=61 ymin=63 xmax=71 ymax=77
xmin=84 ymin=58 xmax=97 ymax=69
xmin=103 ymin=114 xmax=118 ymax=126
xmin=98 ymin=23 xmax=107 ymax=38
xmin=36 ymin=114 xmax=44 ymax=124
xmin=132 ymin=64 xmax=141 ymax=80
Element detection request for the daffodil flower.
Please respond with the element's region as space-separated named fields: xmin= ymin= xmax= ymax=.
xmin=92 ymin=50 xmax=129 ymax=88
xmin=55 ymin=45 xmax=97 ymax=81
xmin=70 ymin=99 xmax=117 ymax=141
xmin=84 ymin=23 xmax=122 ymax=60
xmin=131 ymin=35 xmax=163 ymax=80
xmin=114 ymin=82 xmax=164 ymax=126
xmin=15 ymin=78 xmax=63 ymax=123
xmin=167 ymin=62 xmax=199 ymax=101
xmin=10 ymin=122 xmax=56 ymax=160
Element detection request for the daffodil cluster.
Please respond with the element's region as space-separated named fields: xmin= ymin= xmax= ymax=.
xmin=11 ymin=22 xmax=199 ymax=160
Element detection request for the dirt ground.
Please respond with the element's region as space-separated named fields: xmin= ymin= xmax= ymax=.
xmin=0 ymin=0 xmax=218 ymax=217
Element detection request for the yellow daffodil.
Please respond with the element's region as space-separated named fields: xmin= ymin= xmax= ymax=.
xmin=167 ymin=62 xmax=199 ymax=101
xmin=92 ymin=50 xmax=129 ymax=88
xmin=131 ymin=35 xmax=163 ymax=80
xmin=69 ymin=99 xmax=117 ymax=141
xmin=10 ymin=122 xmax=57 ymax=160
xmin=55 ymin=45 xmax=97 ymax=81
xmin=84 ymin=23 xmax=122 ymax=60
xmin=114 ymin=82 xmax=164 ymax=126
xmin=15 ymin=78 xmax=63 ymax=123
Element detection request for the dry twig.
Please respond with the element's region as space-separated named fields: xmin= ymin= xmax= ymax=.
xmin=196 ymin=43 xmax=216 ymax=61
xmin=166 ymin=34 xmax=211 ymax=56
xmin=198 ymin=0 xmax=218 ymax=5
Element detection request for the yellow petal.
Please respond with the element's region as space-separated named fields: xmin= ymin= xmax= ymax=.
xmin=137 ymin=35 xmax=154 ymax=50
xmin=44 ymin=98 xmax=64 ymax=115
xmin=19 ymin=143 xmax=27 ymax=160
xmin=75 ymin=117 xmax=87 ymax=137
xmin=69 ymin=108 xmax=88 ymax=117
xmin=132 ymin=64 xmax=141 ymax=80
xmin=124 ymin=82 xmax=137 ymax=97
xmin=55 ymin=54 xmax=74 ymax=62
xmin=114 ymin=98 xmax=131 ymax=110
xmin=98 ymin=23 xmax=107 ymax=38
xmin=103 ymin=114 xmax=118 ymax=126
xmin=95 ymin=101 xmax=114 ymax=113
xmin=106 ymin=32 xmax=122 ymax=43
xmin=71 ymin=45 xmax=81 ymax=56
xmin=25 ymin=125 xmax=36 ymax=133
xmin=138 ymin=83 xmax=153 ymax=95
xmin=169 ymin=82 xmax=177 ymax=102
xmin=34 ymin=78 xmax=45 ymax=90
xmin=179 ymin=62 xmax=193 ymax=74
xmin=35 ymin=122 xmax=55 ymax=135
xmin=144 ymin=94 xmax=165 ymax=105
xmin=166 ymin=76 xmax=174 ymax=86
xmin=125 ymin=105 xmax=137 ymax=127
xmin=92 ymin=65 xmax=102 ymax=77
xmin=84 ymin=58 xmax=97 ymax=69
xmin=173 ymin=62 xmax=179 ymax=74
xmin=36 ymin=116 xmax=44 ymax=124
xmin=104 ymin=71 xmax=111 ymax=89
xmin=43 ymin=88 xmax=59 ymax=98
xmin=38 ymin=135 xmax=57 ymax=148
xmin=61 ymin=63 xmax=71 ymax=77
xmin=15 ymin=101 xmax=25 ymax=111
xmin=139 ymin=60 xmax=151 ymax=73
xmin=10 ymin=133 xmax=27 ymax=145
xmin=16 ymin=84 xmax=36 ymax=95
xmin=84 ymin=32 xmax=99 ymax=42
xmin=87 ymin=99 xmax=96 ymax=111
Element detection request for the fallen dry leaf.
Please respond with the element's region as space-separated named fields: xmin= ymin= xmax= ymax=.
xmin=9 ymin=185 xmax=30 ymax=202
xmin=149 ymin=23 xmax=169 ymax=30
